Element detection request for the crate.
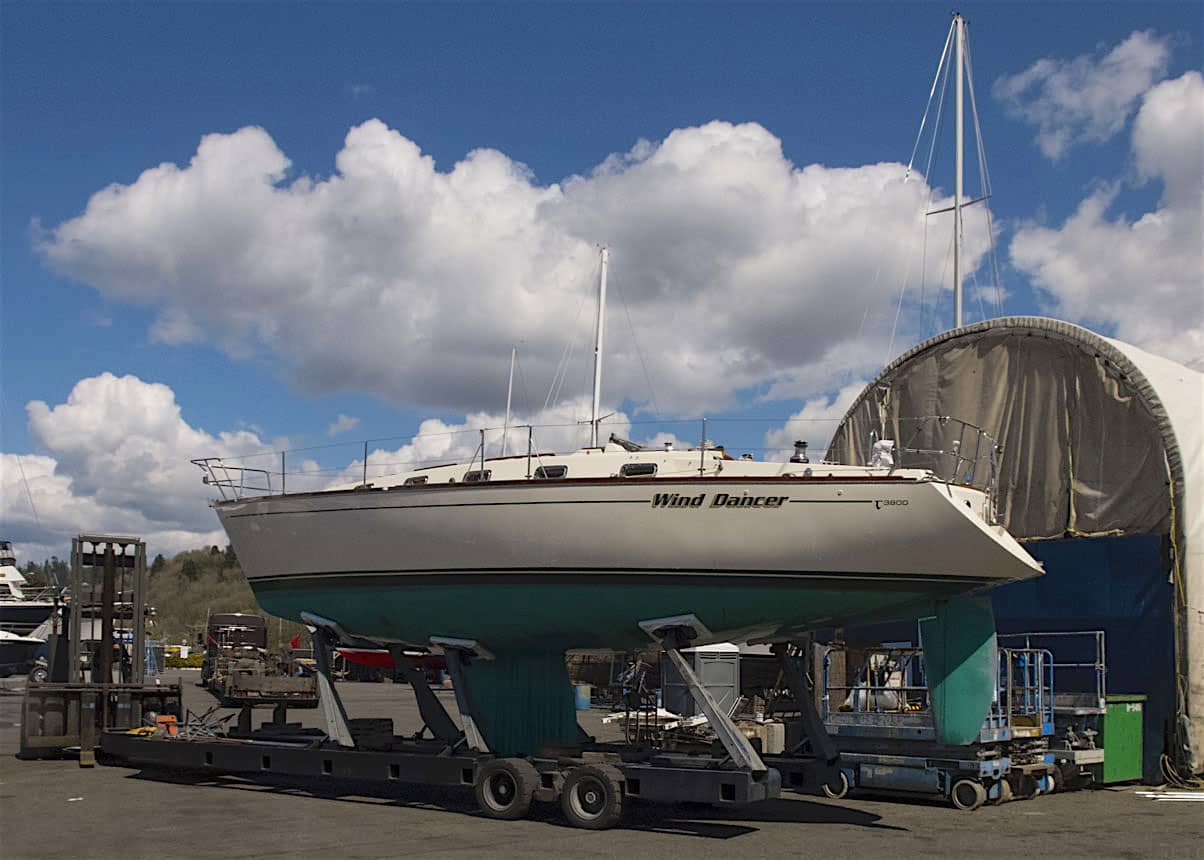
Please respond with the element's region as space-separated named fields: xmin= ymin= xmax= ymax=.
xmin=662 ymin=644 xmax=740 ymax=717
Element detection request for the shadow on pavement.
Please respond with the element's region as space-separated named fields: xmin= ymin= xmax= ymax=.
xmin=124 ymin=766 xmax=902 ymax=837
xmin=620 ymin=796 xmax=906 ymax=838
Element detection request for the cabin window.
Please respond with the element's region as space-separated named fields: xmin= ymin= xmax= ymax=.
xmin=402 ymin=475 xmax=429 ymax=486
xmin=619 ymin=462 xmax=657 ymax=478
xmin=534 ymin=464 xmax=568 ymax=479
xmin=463 ymin=469 xmax=492 ymax=483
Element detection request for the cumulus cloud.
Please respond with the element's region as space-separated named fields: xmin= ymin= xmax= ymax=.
xmin=1010 ymin=72 xmax=1204 ymax=368
xmin=1 ymin=374 xmax=268 ymax=560
xmin=36 ymin=119 xmax=981 ymax=418
xmin=0 ymin=374 xmax=691 ymax=557
xmin=764 ymin=381 xmax=867 ymax=462
xmin=994 ymin=30 xmax=1171 ymax=158
xmin=321 ymin=397 xmax=632 ymax=488
xmin=326 ymin=413 xmax=359 ymax=437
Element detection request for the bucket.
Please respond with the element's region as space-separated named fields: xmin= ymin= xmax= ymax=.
xmin=574 ymin=684 xmax=592 ymax=711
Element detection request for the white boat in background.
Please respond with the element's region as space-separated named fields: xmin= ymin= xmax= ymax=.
xmin=0 ymin=541 xmax=60 ymax=637
xmin=0 ymin=607 xmax=54 ymax=679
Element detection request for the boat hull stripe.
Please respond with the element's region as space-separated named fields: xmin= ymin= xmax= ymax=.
xmin=226 ymin=497 xmax=892 ymax=518
xmin=247 ymin=568 xmax=998 ymax=591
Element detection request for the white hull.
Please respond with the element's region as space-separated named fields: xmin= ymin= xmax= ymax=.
xmin=203 ymin=437 xmax=1043 ymax=648
xmin=223 ymin=476 xmax=1037 ymax=585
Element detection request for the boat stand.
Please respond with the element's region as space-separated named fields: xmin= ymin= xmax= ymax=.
xmin=234 ymin=702 xmax=292 ymax=736
xmin=770 ymin=642 xmax=838 ymax=763
xmin=757 ymin=641 xmax=844 ymax=793
xmin=299 ymin=623 xmax=488 ymax=756
xmin=306 ymin=621 xmax=354 ymax=747
xmin=429 ymin=637 xmax=493 ymax=753
xmin=389 ymin=647 xmax=462 ymax=750
xmin=640 ymin=614 xmax=767 ymax=774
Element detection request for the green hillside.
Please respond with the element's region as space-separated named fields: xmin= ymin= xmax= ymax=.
xmin=148 ymin=545 xmax=305 ymax=652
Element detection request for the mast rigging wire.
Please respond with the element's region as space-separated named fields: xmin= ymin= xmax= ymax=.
xmin=891 ymin=27 xmax=953 ymax=358
xmin=612 ymin=271 xmax=662 ymax=422
xmin=897 ymin=14 xmax=1007 ymax=337
xmin=544 ymin=259 xmax=596 ymax=412
xmin=905 ymin=19 xmax=957 ymax=182
xmin=15 ymin=455 xmax=42 ymax=530
xmin=962 ymin=31 xmax=1006 ymax=317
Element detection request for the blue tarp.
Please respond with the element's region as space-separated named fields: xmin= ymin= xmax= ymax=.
xmin=997 ymin=534 xmax=1173 ymax=784
xmin=841 ymin=534 xmax=1173 ymax=783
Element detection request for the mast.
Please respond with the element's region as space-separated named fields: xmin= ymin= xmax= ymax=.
xmin=953 ymin=12 xmax=965 ymax=329
xmin=501 ymin=346 xmax=515 ymax=456
xmin=589 ymin=247 xmax=609 ymax=448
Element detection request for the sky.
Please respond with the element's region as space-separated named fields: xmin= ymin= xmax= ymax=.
xmin=2 ymin=1 xmax=1201 ymax=563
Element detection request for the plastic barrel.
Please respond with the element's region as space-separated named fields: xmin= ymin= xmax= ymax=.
xmin=574 ymin=684 xmax=592 ymax=711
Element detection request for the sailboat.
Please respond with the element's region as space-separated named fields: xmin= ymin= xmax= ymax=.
xmin=200 ymin=15 xmax=1038 ymax=754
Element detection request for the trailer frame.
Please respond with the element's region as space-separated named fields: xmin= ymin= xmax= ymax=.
xmin=99 ymin=618 xmax=838 ymax=829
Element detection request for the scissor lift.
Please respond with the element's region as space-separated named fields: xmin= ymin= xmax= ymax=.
xmin=806 ymin=642 xmax=1059 ymax=809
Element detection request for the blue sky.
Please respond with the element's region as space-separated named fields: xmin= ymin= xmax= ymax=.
xmin=2 ymin=1 xmax=1201 ymax=559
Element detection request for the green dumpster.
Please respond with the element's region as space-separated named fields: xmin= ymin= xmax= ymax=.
xmin=1094 ymin=694 xmax=1146 ymax=783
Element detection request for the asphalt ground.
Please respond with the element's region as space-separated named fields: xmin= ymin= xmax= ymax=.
xmin=1 ymin=671 xmax=1200 ymax=859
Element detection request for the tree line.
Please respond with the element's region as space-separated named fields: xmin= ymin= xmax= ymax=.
xmin=22 ymin=544 xmax=303 ymax=653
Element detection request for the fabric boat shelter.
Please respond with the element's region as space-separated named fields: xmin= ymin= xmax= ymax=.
xmin=827 ymin=317 xmax=1203 ymax=779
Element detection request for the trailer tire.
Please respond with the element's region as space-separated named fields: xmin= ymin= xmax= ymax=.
xmin=821 ymin=770 xmax=851 ymax=799
xmin=475 ymin=758 xmax=538 ymax=821
xmin=561 ymin=764 xmax=625 ymax=830
xmin=950 ymin=778 xmax=986 ymax=811
xmin=991 ymin=778 xmax=1013 ymax=804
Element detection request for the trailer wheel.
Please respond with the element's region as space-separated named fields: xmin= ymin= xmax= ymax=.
xmin=27 ymin=664 xmax=49 ymax=684
xmin=990 ymin=778 xmax=1013 ymax=805
xmin=821 ymin=770 xmax=851 ymax=799
xmin=561 ymin=764 xmax=625 ymax=830
xmin=950 ymin=779 xmax=987 ymax=811
xmin=475 ymin=758 xmax=538 ymax=821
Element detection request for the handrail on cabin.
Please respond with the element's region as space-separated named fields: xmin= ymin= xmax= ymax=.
xmin=190 ymin=414 xmax=1002 ymax=502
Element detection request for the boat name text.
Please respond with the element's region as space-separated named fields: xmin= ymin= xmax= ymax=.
xmin=651 ymin=493 xmax=788 ymax=509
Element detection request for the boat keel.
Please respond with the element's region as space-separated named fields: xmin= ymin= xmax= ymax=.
xmin=919 ymin=595 xmax=998 ymax=745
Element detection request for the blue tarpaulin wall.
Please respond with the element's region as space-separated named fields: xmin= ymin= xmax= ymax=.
xmin=995 ymin=534 xmax=1173 ymax=784
xmin=842 ymin=534 xmax=1172 ymax=783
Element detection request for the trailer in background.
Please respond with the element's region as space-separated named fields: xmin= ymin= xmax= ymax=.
xmin=201 ymin=612 xmax=318 ymax=710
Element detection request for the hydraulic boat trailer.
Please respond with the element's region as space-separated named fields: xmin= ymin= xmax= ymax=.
xmin=100 ymin=614 xmax=839 ymax=830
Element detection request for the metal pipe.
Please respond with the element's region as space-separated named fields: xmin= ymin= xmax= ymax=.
xmin=502 ymin=347 xmax=515 ymax=456
xmin=99 ymin=543 xmax=116 ymax=685
xmin=953 ymin=12 xmax=964 ymax=328
xmin=362 ymin=440 xmax=369 ymax=487
xmin=68 ymin=538 xmax=81 ymax=683
xmin=526 ymin=426 xmax=533 ymax=478
xmin=589 ymin=247 xmax=610 ymax=448
xmin=699 ymin=418 xmax=707 ymax=475
xmin=281 ymin=451 xmax=286 ymax=495
xmin=132 ymin=542 xmax=146 ymax=685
